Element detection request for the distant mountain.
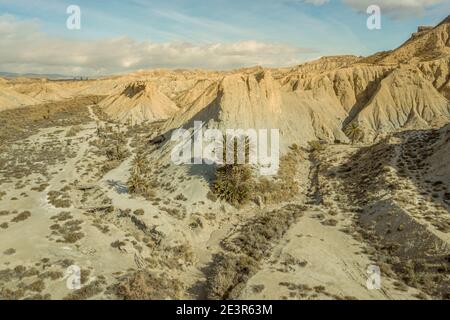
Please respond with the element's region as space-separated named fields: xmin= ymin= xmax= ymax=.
xmin=0 ymin=71 xmax=81 ymax=80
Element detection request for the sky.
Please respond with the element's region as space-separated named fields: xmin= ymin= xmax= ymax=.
xmin=0 ymin=0 xmax=449 ymax=76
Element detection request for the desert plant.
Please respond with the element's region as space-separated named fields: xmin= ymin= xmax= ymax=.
xmin=212 ymin=136 xmax=255 ymax=206
xmin=345 ymin=122 xmax=364 ymax=144
xmin=308 ymin=140 xmax=326 ymax=153
xmin=115 ymin=271 xmax=183 ymax=300
xmin=106 ymin=143 xmax=127 ymax=161
xmin=127 ymin=154 xmax=155 ymax=199
xmin=213 ymin=164 xmax=253 ymax=206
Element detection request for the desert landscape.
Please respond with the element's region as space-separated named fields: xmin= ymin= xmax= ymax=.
xmin=0 ymin=15 xmax=450 ymax=300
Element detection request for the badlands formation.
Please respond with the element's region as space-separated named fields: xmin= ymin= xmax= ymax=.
xmin=0 ymin=17 xmax=449 ymax=300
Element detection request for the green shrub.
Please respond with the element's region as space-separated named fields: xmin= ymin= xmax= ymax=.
xmin=127 ymin=154 xmax=155 ymax=200
xmin=213 ymin=164 xmax=253 ymax=206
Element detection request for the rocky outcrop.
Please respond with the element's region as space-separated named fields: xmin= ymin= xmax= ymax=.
xmin=100 ymin=82 xmax=179 ymax=123
xmin=350 ymin=67 xmax=450 ymax=141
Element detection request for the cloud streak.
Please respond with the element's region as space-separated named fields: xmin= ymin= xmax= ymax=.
xmin=287 ymin=0 xmax=447 ymax=18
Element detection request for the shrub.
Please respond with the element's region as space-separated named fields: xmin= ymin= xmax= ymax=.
xmin=115 ymin=271 xmax=183 ymax=300
xmin=127 ymin=154 xmax=155 ymax=200
xmin=254 ymin=145 xmax=302 ymax=204
xmin=344 ymin=122 xmax=364 ymax=144
xmin=11 ymin=211 xmax=31 ymax=223
xmin=308 ymin=140 xmax=326 ymax=153
xmin=212 ymin=164 xmax=253 ymax=206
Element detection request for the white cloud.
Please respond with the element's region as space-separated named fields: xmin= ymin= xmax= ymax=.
xmin=0 ymin=15 xmax=314 ymax=76
xmin=345 ymin=0 xmax=446 ymax=18
xmin=303 ymin=0 xmax=330 ymax=6
xmin=286 ymin=0 xmax=446 ymax=17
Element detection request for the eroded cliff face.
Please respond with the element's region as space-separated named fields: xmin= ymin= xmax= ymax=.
xmin=1 ymin=16 xmax=450 ymax=146
xmin=350 ymin=67 xmax=450 ymax=140
xmin=99 ymin=82 xmax=179 ymax=123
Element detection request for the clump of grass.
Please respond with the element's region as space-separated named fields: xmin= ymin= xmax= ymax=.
xmin=31 ymin=183 xmax=49 ymax=192
xmin=206 ymin=191 xmax=217 ymax=202
xmin=308 ymin=140 xmax=326 ymax=153
xmin=0 ymin=288 xmax=26 ymax=300
xmin=321 ymin=219 xmax=338 ymax=227
xmin=39 ymin=271 xmax=63 ymax=281
xmin=26 ymin=279 xmax=45 ymax=293
xmin=51 ymin=211 xmax=72 ymax=222
xmin=63 ymin=279 xmax=106 ymax=300
xmin=11 ymin=211 xmax=31 ymax=223
xmin=133 ymin=209 xmax=144 ymax=216
xmin=174 ymin=194 xmax=187 ymax=201
xmin=47 ymin=191 xmax=71 ymax=208
xmin=50 ymin=219 xmax=85 ymax=244
xmin=160 ymin=207 xmax=186 ymax=220
xmin=3 ymin=248 xmax=16 ymax=255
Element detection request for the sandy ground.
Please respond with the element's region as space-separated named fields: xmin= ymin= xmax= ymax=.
xmin=0 ymin=103 xmax=448 ymax=300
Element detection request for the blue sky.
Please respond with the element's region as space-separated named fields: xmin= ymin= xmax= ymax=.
xmin=0 ymin=0 xmax=449 ymax=75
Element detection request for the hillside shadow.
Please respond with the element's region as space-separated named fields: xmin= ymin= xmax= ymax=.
xmin=336 ymin=126 xmax=449 ymax=214
xmin=186 ymin=159 xmax=217 ymax=188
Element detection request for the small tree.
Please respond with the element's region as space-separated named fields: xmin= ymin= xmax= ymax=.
xmin=127 ymin=153 xmax=154 ymax=199
xmin=212 ymin=136 xmax=254 ymax=206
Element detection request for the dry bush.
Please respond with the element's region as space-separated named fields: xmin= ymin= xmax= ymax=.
xmin=224 ymin=204 xmax=305 ymax=259
xmin=93 ymin=124 xmax=129 ymax=174
xmin=63 ymin=279 xmax=106 ymax=300
xmin=255 ymin=145 xmax=302 ymax=204
xmin=50 ymin=219 xmax=85 ymax=244
xmin=0 ymin=288 xmax=26 ymax=300
xmin=115 ymin=271 xmax=183 ymax=300
xmin=11 ymin=211 xmax=31 ymax=223
xmin=160 ymin=206 xmax=186 ymax=220
xmin=47 ymin=191 xmax=71 ymax=208
xmin=206 ymin=204 xmax=306 ymax=299
xmin=206 ymin=253 xmax=259 ymax=300
xmin=26 ymin=279 xmax=45 ymax=293
xmin=3 ymin=248 xmax=15 ymax=255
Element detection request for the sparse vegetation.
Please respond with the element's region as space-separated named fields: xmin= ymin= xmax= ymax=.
xmin=115 ymin=271 xmax=183 ymax=300
xmin=206 ymin=204 xmax=305 ymax=299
